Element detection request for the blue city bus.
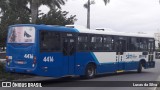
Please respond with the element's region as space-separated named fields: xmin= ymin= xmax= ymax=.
xmin=6 ymin=24 xmax=155 ymax=78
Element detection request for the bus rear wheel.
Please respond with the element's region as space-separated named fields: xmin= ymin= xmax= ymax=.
xmin=137 ymin=62 xmax=142 ymax=73
xmin=85 ymin=64 xmax=96 ymax=79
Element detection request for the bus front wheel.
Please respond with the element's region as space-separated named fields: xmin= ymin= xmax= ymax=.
xmin=84 ymin=64 xmax=96 ymax=79
xmin=137 ymin=62 xmax=142 ymax=73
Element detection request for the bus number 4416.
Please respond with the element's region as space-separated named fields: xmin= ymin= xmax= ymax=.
xmin=24 ymin=54 xmax=33 ymax=59
xmin=43 ymin=56 xmax=54 ymax=62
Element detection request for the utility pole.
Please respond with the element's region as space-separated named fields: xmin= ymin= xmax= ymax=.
xmin=87 ymin=0 xmax=90 ymax=29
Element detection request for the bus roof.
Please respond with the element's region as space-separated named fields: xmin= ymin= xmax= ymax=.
xmin=10 ymin=24 xmax=154 ymax=38
xmin=79 ymin=28 xmax=154 ymax=38
xmin=67 ymin=25 xmax=154 ymax=38
xmin=9 ymin=24 xmax=79 ymax=33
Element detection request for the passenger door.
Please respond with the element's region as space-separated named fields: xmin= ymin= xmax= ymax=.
xmin=63 ymin=37 xmax=76 ymax=75
xmin=116 ymin=39 xmax=126 ymax=71
xmin=148 ymin=39 xmax=154 ymax=62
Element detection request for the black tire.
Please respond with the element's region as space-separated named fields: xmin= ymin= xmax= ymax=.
xmin=137 ymin=62 xmax=142 ymax=73
xmin=84 ymin=64 xmax=96 ymax=79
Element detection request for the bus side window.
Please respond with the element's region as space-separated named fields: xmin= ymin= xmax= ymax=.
xmin=40 ymin=31 xmax=48 ymax=51
xmin=139 ymin=38 xmax=148 ymax=51
xmin=78 ymin=35 xmax=88 ymax=51
xmin=103 ymin=36 xmax=114 ymax=51
xmin=69 ymin=39 xmax=75 ymax=55
xmin=90 ymin=36 xmax=103 ymax=51
xmin=130 ymin=37 xmax=139 ymax=51
xmin=40 ymin=31 xmax=61 ymax=52
xmin=63 ymin=39 xmax=68 ymax=55
xmin=63 ymin=38 xmax=75 ymax=55
xmin=148 ymin=39 xmax=154 ymax=52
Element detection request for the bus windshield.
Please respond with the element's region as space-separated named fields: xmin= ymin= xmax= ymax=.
xmin=8 ymin=26 xmax=35 ymax=43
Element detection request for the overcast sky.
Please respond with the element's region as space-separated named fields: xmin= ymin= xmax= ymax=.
xmin=40 ymin=0 xmax=160 ymax=35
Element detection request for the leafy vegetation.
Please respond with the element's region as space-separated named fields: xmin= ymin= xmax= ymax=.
xmin=0 ymin=0 xmax=76 ymax=50
xmin=30 ymin=0 xmax=67 ymax=23
xmin=0 ymin=62 xmax=34 ymax=81
xmin=0 ymin=62 xmax=14 ymax=80
xmin=37 ymin=10 xmax=77 ymax=25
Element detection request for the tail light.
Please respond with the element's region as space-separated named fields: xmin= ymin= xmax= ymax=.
xmin=6 ymin=56 xmax=9 ymax=62
xmin=33 ymin=56 xmax=36 ymax=64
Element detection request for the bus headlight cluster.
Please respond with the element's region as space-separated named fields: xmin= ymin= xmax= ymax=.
xmin=6 ymin=56 xmax=12 ymax=66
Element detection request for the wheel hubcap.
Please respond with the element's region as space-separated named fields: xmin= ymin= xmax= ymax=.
xmin=88 ymin=67 xmax=94 ymax=77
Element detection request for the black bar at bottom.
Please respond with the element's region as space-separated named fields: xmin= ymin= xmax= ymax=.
xmin=0 ymin=81 xmax=160 ymax=87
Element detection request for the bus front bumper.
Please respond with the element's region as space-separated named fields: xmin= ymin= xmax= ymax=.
xmin=5 ymin=66 xmax=36 ymax=74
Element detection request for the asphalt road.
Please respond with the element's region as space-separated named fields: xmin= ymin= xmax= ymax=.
xmin=1 ymin=60 xmax=160 ymax=90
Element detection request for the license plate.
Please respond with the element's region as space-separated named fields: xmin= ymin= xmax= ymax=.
xmin=17 ymin=61 xmax=25 ymax=64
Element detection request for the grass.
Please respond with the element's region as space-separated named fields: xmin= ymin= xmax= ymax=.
xmin=0 ymin=62 xmax=14 ymax=80
xmin=0 ymin=62 xmax=34 ymax=81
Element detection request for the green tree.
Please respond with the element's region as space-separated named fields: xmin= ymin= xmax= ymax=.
xmin=0 ymin=0 xmax=76 ymax=50
xmin=0 ymin=0 xmax=68 ymax=24
xmin=30 ymin=0 xmax=67 ymax=23
xmin=84 ymin=0 xmax=110 ymax=29
xmin=37 ymin=10 xmax=77 ymax=25
xmin=0 ymin=0 xmax=30 ymax=50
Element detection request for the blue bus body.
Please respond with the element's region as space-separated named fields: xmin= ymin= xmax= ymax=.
xmin=6 ymin=24 xmax=155 ymax=78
